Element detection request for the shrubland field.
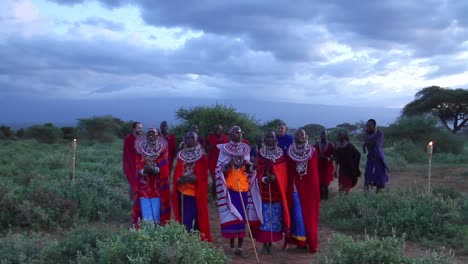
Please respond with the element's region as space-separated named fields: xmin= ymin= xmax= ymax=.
xmin=1 ymin=106 xmax=467 ymax=264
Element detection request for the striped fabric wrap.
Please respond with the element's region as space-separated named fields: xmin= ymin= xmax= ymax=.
xmin=215 ymin=145 xmax=263 ymax=227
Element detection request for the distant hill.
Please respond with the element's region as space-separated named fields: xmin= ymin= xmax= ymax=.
xmin=1 ymin=97 xmax=400 ymax=129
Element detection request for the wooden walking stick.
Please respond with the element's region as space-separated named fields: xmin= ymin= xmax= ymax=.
xmin=233 ymin=170 xmax=259 ymax=263
xmin=181 ymin=192 xmax=184 ymax=226
xmin=269 ymin=182 xmax=273 ymax=247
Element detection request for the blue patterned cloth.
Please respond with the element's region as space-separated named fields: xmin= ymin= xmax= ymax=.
xmin=259 ymin=202 xmax=283 ymax=232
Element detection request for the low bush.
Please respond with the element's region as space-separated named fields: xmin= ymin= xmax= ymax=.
xmin=24 ymin=124 xmax=63 ymax=144
xmin=317 ymin=233 xmax=453 ymax=264
xmin=321 ymin=187 xmax=466 ymax=248
xmin=76 ymin=221 xmax=229 ymax=264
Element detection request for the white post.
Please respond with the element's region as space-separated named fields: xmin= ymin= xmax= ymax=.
xmin=72 ymin=139 xmax=77 ymax=181
xmin=427 ymin=141 xmax=433 ymax=195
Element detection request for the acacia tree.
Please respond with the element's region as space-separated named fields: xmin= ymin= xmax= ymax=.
xmin=174 ymin=104 xmax=261 ymax=141
xmin=402 ymin=86 xmax=468 ymax=134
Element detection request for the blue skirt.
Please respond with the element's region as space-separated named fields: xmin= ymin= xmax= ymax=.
xmin=290 ymin=192 xmax=306 ymax=242
xmin=140 ymin=197 xmax=160 ymax=224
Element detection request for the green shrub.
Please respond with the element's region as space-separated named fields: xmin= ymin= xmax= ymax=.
xmin=384 ymin=146 xmax=409 ymax=170
xmin=321 ymin=187 xmax=466 ymax=248
xmin=317 ymin=233 xmax=453 ymax=264
xmin=384 ymin=116 xmax=464 ymax=155
xmin=392 ymin=139 xmax=425 ymax=163
xmin=0 ymin=126 xmax=14 ymax=139
xmin=61 ymin=126 xmax=78 ymax=140
xmin=79 ymin=221 xmax=229 ymax=264
xmin=0 ymin=232 xmax=47 ymax=264
xmin=432 ymin=152 xmax=468 ymax=164
xmin=0 ymin=226 xmax=115 ymax=264
xmin=24 ymin=124 xmax=63 ymax=144
xmin=67 ymin=174 xmax=130 ymax=222
xmin=0 ymin=180 xmax=26 ymax=229
xmin=174 ymin=104 xmax=261 ymax=143
xmin=77 ymin=115 xmax=126 ymax=143
xmin=39 ymin=225 xmax=115 ymax=263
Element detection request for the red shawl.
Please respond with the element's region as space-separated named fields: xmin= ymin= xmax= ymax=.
xmin=205 ymin=133 xmax=229 ymax=176
xmin=133 ymin=148 xmax=171 ymax=225
xmin=286 ymin=147 xmax=320 ymax=253
xmin=313 ymin=142 xmax=335 ymax=186
xmin=164 ymin=133 xmax=177 ymax=171
xmin=123 ymin=134 xmax=138 ymax=191
xmin=256 ymin=153 xmax=291 ymax=233
xmin=172 ymin=155 xmax=212 ymax=242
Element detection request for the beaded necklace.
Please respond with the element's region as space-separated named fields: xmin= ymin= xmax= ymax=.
xmin=220 ymin=141 xmax=250 ymax=169
xmin=135 ymin=135 xmax=167 ymax=161
xmin=259 ymin=145 xmax=283 ymax=163
xmin=288 ymin=141 xmax=313 ymax=179
xmin=178 ymin=143 xmax=204 ymax=163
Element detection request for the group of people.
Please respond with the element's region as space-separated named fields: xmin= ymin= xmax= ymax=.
xmin=122 ymin=119 xmax=389 ymax=257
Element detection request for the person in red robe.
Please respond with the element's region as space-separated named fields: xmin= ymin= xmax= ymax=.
xmin=286 ymin=128 xmax=320 ymax=253
xmin=172 ymin=131 xmax=211 ymax=242
xmin=205 ymin=124 xmax=229 ymax=200
xmin=255 ymin=131 xmax=290 ymax=254
xmin=191 ymin=124 xmax=205 ymax=147
xmin=122 ymin=121 xmax=143 ymax=200
xmin=313 ymin=130 xmax=335 ymax=200
xmin=335 ymin=131 xmax=361 ymax=193
xmin=160 ymin=121 xmax=177 ymax=174
xmin=133 ymin=128 xmax=171 ymax=226
xmin=178 ymin=124 xmax=205 ymax=150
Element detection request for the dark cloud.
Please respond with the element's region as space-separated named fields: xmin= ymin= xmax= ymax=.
xmin=48 ymin=1 xmax=468 ymax=61
xmin=3 ymin=0 xmax=467 ymax=106
xmin=136 ymin=0 xmax=467 ymax=59
xmin=0 ymin=33 xmax=294 ymax=98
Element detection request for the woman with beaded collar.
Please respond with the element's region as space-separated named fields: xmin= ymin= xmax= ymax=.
xmin=133 ymin=128 xmax=171 ymax=227
xmin=172 ymin=131 xmax=211 ymax=242
xmin=285 ymin=129 xmax=320 ymax=253
xmin=215 ymin=125 xmax=262 ymax=258
xmin=255 ymin=131 xmax=290 ymax=254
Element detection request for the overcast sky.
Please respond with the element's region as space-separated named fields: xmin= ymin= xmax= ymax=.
xmin=1 ymin=0 xmax=467 ymax=109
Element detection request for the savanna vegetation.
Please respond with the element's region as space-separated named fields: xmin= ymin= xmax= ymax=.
xmin=0 ymin=87 xmax=467 ymax=263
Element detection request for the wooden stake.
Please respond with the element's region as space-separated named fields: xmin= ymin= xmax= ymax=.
xmin=72 ymin=139 xmax=77 ymax=181
xmin=234 ymin=171 xmax=259 ymax=263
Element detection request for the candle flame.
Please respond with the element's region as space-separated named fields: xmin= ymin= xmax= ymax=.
xmin=428 ymin=141 xmax=433 ymax=146
xmin=73 ymin=139 xmax=77 ymax=142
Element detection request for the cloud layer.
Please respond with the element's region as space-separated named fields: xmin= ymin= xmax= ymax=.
xmin=1 ymin=0 xmax=467 ymax=108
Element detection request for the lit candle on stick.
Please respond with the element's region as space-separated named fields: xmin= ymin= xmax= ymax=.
xmin=427 ymin=141 xmax=433 ymax=195
xmin=72 ymin=139 xmax=77 ymax=181
xmin=427 ymin=141 xmax=433 ymax=157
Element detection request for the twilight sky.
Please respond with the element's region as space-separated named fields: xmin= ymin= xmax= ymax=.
xmin=1 ymin=0 xmax=467 ymax=111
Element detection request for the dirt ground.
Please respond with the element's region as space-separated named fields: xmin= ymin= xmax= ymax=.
xmin=208 ymin=165 xmax=468 ymax=264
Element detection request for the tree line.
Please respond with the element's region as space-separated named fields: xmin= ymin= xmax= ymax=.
xmin=0 ymin=86 xmax=466 ymax=153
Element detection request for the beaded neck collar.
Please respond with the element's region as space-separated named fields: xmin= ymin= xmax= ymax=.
xmin=259 ymin=145 xmax=283 ymax=162
xmin=220 ymin=141 xmax=249 ymax=156
xmin=287 ymin=141 xmax=313 ymax=162
xmin=178 ymin=143 xmax=205 ymax=163
xmin=135 ymin=135 xmax=167 ymax=159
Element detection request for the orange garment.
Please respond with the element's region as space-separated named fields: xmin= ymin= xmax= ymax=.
xmin=225 ymin=167 xmax=249 ymax=191
xmin=178 ymin=182 xmax=196 ymax=196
